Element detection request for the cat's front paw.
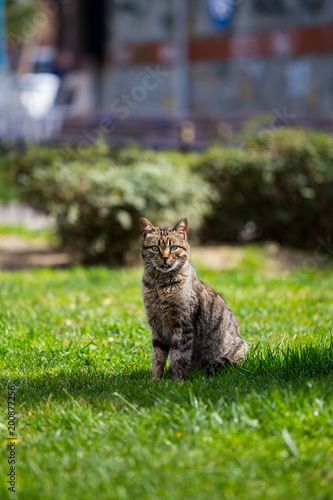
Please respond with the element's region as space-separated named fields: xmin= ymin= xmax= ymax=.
xmin=169 ymin=365 xmax=187 ymax=381
xmin=152 ymin=365 xmax=166 ymax=381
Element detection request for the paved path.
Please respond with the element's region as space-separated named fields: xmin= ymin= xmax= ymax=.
xmin=0 ymin=202 xmax=78 ymax=269
xmin=0 ymin=202 xmax=53 ymax=229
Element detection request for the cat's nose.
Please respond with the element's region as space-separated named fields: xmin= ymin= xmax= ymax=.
xmin=161 ymin=252 xmax=169 ymax=260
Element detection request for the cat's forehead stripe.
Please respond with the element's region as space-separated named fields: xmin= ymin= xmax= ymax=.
xmin=145 ymin=225 xmax=186 ymax=248
xmin=158 ymin=226 xmax=172 ymax=235
xmin=155 ymin=226 xmax=174 ymax=246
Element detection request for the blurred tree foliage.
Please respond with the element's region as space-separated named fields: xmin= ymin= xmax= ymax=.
xmin=6 ymin=0 xmax=37 ymax=36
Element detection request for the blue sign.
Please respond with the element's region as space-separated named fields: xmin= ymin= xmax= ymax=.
xmin=0 ymin=0 xmax=8 ymax=70
xmin=206 ymin=0 xmax=238 ymax=29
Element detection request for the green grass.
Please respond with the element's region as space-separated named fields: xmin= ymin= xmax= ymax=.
xmin=0 ymin=224 xmax=58 ymax=246
xmin=0 ymin=247 xmax=332 ymax=500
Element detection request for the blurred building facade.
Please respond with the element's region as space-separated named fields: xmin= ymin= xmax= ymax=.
xmin=101 ymin=0 xmax=333 ymax=119
xmin=54 ymin=0 xmax=333 ymax=119
xmin=2 ymin=0 xmax=333 ymax=146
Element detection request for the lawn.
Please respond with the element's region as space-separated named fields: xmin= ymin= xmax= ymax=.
xmin=0 ymin=246 xmax=332 ymax=500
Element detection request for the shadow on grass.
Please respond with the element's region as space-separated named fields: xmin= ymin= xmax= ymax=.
xmin=2 ymin=337 xmax=332 ymax=409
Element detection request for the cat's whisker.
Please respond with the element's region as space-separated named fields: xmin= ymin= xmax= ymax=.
xmin=190 ymin=262 xmax=201 ymax=272
xmin=144 ymin=263 xmax=157 ymax=273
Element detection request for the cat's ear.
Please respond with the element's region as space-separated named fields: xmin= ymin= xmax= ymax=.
xmin=173 ymin=218 xmax=188 ymax=236
xmin=140 ymin=218 xmax=157 ymax=238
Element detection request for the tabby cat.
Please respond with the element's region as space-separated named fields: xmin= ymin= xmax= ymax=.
xmin=140 ymin=217 xmax=248 ymax=380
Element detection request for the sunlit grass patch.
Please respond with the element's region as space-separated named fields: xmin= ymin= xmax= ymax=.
xmin=0 ymin=256 xmax=332 ymax=500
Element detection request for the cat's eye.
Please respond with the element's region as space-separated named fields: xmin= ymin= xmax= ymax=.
xmin=170 ymin=245 xmax=178 ymax=251
xmin=151 ymin=246 xmax=159 ymax=252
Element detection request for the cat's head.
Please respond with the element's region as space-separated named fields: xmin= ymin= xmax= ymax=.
xmin=140 ymin=218 xmax=190 ymax=274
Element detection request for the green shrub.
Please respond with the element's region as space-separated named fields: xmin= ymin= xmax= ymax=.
xmin=196 ymin=127 xmax=333 ymax=248
xmin=2 ymin=127 xmax=333 ymax=254
xmin=0 ymin=141 xmax=114 ymax=202
xmin=1 ymin=140 xmax=112 ymax=173
xmin=0 ymin=146 xmax=20 ymax=201
xmin=18 ymin=146 xmax=212 ymax=264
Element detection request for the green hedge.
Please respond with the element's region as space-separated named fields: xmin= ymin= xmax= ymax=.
xmin=12 ymin=142 xmax=211 ymax=264
xmin=196 ymin=127 xmax=333 ymax=248
xmin=1 ymin=127 xmax=333 ymax=259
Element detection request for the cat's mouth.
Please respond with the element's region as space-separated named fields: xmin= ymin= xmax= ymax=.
xmin=157 ymin=262 xmax=174 ymax=272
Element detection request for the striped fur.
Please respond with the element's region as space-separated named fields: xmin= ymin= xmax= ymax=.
xmin=140 ymin=217 xmax=248 ymax=380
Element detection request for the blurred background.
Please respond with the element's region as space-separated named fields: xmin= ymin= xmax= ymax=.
xmin=0 ymin=0 xmax=332 ymax=269
xmin=1 ymin=0 xmax=333 ymax=144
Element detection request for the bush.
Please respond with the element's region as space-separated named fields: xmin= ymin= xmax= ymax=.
xmin=2 ymin=127 xmax=333 ymax=255
xmin=17 ymin=143 xmax=212 ymax=264
xmin=1 ymin=140 xmax=112 ymax=174
xmin=0 ymin=145 xmax=21 ymax=201
xmin=0 ymin=141 xmax=114 ymax=202
xmin=196 ymin=127 xmax=333 ymax=248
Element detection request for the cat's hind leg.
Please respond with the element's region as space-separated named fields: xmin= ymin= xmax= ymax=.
xmin=207 ymin=358 xmax=228 ymax=374
xmin=228 ymin=340 xmax=248 ymax=365
xmin=206 ymin=340 xmax=248 ymax=375
xmin=169 ymin=329 xmax=193 ymax=380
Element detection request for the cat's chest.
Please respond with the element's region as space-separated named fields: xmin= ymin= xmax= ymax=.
xmin=143 ymin=281 xmax=188 ymax=313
